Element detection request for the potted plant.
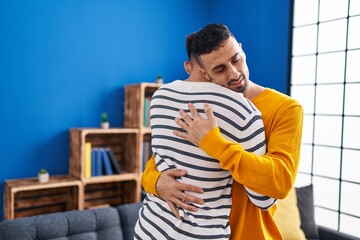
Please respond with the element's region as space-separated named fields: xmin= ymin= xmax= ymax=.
xmin=155 ymin=74 xmax=163 ymax=84
xmin=101 ymin=112 xmax=109 ymax=129
xmin=38 ymin=169 xmax=49 ymax=183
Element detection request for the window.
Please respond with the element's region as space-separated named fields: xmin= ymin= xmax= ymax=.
xmin=290 ymin=0 xmax=360 ymax=237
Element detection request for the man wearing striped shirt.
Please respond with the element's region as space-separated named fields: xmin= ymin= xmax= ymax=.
xmin=134 ymin=32 xmax=276 ymax=240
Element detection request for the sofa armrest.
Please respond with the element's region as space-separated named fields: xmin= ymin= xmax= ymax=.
xmin=318 ymin=226 xmax=360 ymax=240
xmin=117 ymin=202 xmax=142 ymax=239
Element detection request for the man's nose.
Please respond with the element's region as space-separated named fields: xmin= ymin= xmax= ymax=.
xmin=229 ymin=64 xmax=240 ymax=80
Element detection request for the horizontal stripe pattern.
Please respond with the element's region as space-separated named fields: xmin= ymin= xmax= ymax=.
xmin=135 ymin=81 xmax=273 ymax=239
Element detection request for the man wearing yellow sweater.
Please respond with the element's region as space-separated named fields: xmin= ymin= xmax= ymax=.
xmin=142 ymin=23 xmax=303 ymax=239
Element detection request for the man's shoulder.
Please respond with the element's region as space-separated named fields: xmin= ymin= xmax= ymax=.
xmin=158 ymin=80 xmax=182 ymax=89
xmin=255 ymin=89 xmax=303 ymax=118
xmin=263 ymin=88 xmax=301 ymax=106
xmin=153 ymin=80 xmax=181 ymax=96
xmin=157 ymin=81 xmax=244 ymax=97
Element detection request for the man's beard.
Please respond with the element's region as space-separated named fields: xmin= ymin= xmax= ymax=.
xmin=233 ymin=78 xmax=249 ymax=93
xmin=209 ymin=74 xmax=249 ymax=93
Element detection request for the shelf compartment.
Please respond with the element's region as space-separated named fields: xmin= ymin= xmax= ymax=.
xmin=3 ymin=175 xmax=82 ymax=220
xmin=84 ymin=180 xmax=138 ymax=209
xmin=70 ymin=128 xmax=140 ymax=180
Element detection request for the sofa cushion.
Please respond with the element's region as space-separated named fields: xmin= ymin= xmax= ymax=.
xmin=274 ymin=188 xmax=307 ymax=240
xmin=35 ymin=211 xmax=86 ymax=239
xmin=117 ymin=202 xmax=142 ymax=240
xmin=0 ymin=216 xmax=36 ymax=239
xmin=296 ymin=184 xmax=319 ymax=239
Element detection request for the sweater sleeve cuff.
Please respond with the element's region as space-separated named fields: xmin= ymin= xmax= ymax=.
xmin=199 ymin=127 xmax=231 ymax=159
xmin=141 ymin=170 xmax=162 ymax=196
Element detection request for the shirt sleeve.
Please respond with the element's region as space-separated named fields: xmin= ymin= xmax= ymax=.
xmin=199 ymin=105 xmax=303 ymax=199
xmin=141 ymin=154 xmax=161 ymax=196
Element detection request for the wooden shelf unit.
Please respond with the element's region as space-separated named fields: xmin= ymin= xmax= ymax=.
xmin=3 ymin=82 xmax=162 ymax=219
xmin=3 ymin=175 xmax=82 ymax=220
xmin=124 ymin=82 xmax=163 ymax=178
xmin=124 ymin=82 xmax=162 ymax=173
xmin=124 ymin=82 xmax=162 ymax=129
xmin=69 ymin=128 xmax=141 ymax=209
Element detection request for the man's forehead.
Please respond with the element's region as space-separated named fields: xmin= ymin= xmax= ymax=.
xmin=200 ymin=38 xmax=242 ymax=66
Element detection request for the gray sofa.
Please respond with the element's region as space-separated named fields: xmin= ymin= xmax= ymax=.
xmin=295 ymin=185 xmax=360 ymax=240
xmin=316 ymin=226 xmax=360 ymax=240
xmin=0 ymin=202 xmax=142 ymax=240
xmin=0 ymin=201 xmax=358 ymax=240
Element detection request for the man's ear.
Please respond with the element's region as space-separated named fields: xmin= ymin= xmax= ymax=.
xmin=239 ymin=42 xmax=246 ymax=59
xmin=184 ymin=61 xmax=191 ymax=74
xmin=200 ymin=68 xmax=210 ymax=81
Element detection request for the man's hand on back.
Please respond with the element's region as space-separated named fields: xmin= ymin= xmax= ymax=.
xmin=174 ymin=103 xmax=218 ymax=146
xmin=156 ymin=169 xmax=204 ymax=218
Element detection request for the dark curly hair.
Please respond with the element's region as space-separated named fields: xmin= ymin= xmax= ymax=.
xmin=191 ymin=23 xmax=234 ymax=66
xmin=185 ymin=32 xmax=196 ymax=60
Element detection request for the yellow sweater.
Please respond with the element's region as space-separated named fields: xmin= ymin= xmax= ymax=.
xmin=141 ymin=88 xmax=304 ymax=240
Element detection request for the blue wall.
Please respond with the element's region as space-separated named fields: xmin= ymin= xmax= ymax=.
xmin=0 ymin=0 xmax=291 ymax=219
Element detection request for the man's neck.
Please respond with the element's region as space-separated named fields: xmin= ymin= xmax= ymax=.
xmin=185 ymin=75 xmax=209 ymax=82
xmin=244 ymin=81 xmax=265 ymax=100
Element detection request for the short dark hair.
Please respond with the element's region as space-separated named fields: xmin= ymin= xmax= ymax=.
xmin=185 ymin=33 xmax=196 ymax=60
xmin=191 ymin=23 xmax=234 ymax=66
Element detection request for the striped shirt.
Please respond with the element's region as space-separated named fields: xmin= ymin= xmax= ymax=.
xmin=135 ymin=80 xmax=275 ymax=240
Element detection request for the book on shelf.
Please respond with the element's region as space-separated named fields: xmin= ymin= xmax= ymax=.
xmin=96 ymin=148 xmax=103 ymax=176
xmin=91 ymin=148 xmax=97 ymax=177
xmin=90 ymin=148 xmax=103 ymax=176
xmin=101 ymin=149 xmax=113 ymax=175
xmin=106 ymin=148 xmax=122 ymax=174
xmin=89 ymin=147 xmax=122 ymax=177
xmin=143 ymin=96 xmax=151 ymax=127
xmin=142 ymin=141 xmax=153 ymax=171
xmin=84 ymin=142 xmax=92 ymax=178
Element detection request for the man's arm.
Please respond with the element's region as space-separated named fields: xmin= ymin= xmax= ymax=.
xmin=141 ymin=154 xmax=161 ymax=195
xmin=144 ymin=103 xmax=277 ymax=210
xmin=174 ymin=103 xmax=304 ymax=199
xmin=141 ymin=155 xmax=204 ymax=217
xmin=174 ymin=103 xmax=278 ymax=209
